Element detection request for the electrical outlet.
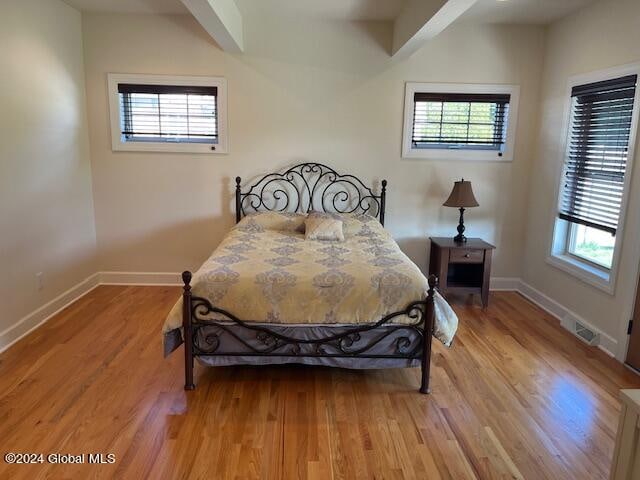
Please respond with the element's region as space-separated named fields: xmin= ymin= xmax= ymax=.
xmin=36 ymin=272 xmax=44 ymax=291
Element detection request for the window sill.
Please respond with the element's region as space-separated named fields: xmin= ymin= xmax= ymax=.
xmin=401 ymin=147 xmax=512 ymax=162
xmin=546 ymin=253 xmax=615 ymax=295
xmin=111 ymin=140 xmax=227 ymax=154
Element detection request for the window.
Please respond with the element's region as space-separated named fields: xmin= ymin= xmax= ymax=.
xmin=567 ymin=224 xmax=616 ymax=268
xmin=550 ymin=67 xmax=640 ymax=292
xmin=119 ymin=84 xmax=218 ymax=144
xmin=402 ymin=83 xmax=520 ymax=161
xmin=108 ymin=74 xmax=228 ymax=154
xmin=412 ymin=93 xmax=509 ymax=151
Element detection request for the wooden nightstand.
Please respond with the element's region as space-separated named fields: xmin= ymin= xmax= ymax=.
xmin=429 ymin=237 xmax=495 ymax=308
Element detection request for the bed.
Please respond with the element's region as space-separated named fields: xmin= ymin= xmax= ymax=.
xmin=163 ymin=163 xmax=457 ymax=394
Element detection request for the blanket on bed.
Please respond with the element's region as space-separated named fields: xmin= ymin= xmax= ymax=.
xmin=163 ymin=212 xmax=458 ymax=352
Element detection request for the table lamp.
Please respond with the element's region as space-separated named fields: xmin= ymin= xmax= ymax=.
xmin=443 ymin=179 xmax=479 ymax=243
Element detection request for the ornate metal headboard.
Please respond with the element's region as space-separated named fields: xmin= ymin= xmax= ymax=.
xmin=235 ymin=162 xmax=387 ymax=225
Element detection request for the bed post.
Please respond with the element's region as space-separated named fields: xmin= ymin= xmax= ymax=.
xmin=380 ymin=179 xmax=387 ymax=226
xmin=420 ymin=274 xmax=437 ymax=394
xmin=235 ymin=176 xmax=242 ymax=224
xmin=182 ymin=271 xmax=195 ymax=391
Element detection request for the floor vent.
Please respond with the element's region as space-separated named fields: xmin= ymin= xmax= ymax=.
xmin=575 ymin=321 xmax=599 ymax=346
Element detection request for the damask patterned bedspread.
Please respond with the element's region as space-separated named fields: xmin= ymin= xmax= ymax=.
xmin=163 ymin=212 xmax=457 ymax=349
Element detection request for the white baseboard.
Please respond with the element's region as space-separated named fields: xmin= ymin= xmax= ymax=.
xmin=99 ymin=271 xmax=182 ymax=286
xmin=490 ymin=277 xmax=617 ymax=357
xmin=490 ymin=277 xmax=522 ymax=291
xmin=96 ymin=273 xmax=620 ymax=359
xmin=0 ymin=271 xmax=620 ymax=360
xmin=516 ymin=280 xmax=566 ymax=320
xmin=0 ymin=271 xmax=180 ymax=355
xmin=517 ymin=280 xmax=618 ymax=357
xmin=0 ymin=272 xmax=100 ymax=354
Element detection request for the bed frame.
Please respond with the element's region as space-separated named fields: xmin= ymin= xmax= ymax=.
xmin=181 ymin=162 xmax=437 ymax=394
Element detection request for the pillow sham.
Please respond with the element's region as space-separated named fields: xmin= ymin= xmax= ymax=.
xmin=305 ymin=212 xmax=345 ymax=242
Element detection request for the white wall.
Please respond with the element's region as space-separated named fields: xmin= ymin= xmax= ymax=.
xmin=0 ymin=0 xmax=97 ymax=345
xmin=523 ymin=0 xmax=640 ymax=358
xmin=7 ymin=0 xmax=636 ymax=362
xmin=82 ymin=12 xmax=545 ymax=279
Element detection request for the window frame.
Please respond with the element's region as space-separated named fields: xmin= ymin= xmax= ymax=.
xmin=401 ymin=82 xmax=520 ymax=161
xmin=107 ymin=73 xmax=228 ymax=154
xmin=548 ymin=63 xmax=640 ymax=294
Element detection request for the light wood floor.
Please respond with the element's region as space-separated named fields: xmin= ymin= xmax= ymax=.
xmin=1 ymin=286 xmax=639 ymax=479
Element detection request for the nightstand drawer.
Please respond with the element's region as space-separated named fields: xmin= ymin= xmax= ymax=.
xmin=449 ymin=248 xmax=484 ymax=264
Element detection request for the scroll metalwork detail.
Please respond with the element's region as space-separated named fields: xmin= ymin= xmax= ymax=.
xmin=237 ymin=163 xmax=385 ymax=223
xmin=189 ymin=296 xmax=426 ymax=358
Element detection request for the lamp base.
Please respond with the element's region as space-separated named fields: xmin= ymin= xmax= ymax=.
xmin=453 ymin=207 xmax=467 ymax=244
xmin=453 ymin=234 xmax=467 ymax=244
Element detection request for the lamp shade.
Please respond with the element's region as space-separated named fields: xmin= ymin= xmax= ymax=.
xmin=443 ymin=179 xmax=479 ymax=208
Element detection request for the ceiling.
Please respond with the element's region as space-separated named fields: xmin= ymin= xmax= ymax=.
xmin=64 ymin=0 xmax=598 ymax=24
xmin=460 ymin=0 xmax=598 ymax=24
xmin=235 ymin=0 xmax=407 ymax=21
xmin=63 ymin=0 xmax=188 ymax=14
